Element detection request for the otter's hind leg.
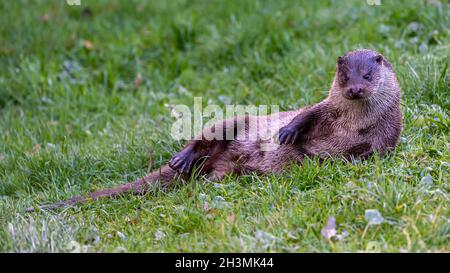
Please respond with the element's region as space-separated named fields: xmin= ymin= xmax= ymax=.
xmin=169 ymin=139 xmax=228 ymax=174
xmin=169 ymin=115 xmax=248 ymax=174
xmin=168 ymin=144 xmax=197 ymax=173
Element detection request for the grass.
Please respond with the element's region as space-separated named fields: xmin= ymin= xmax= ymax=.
xmin=0 ymin=0 xmax=449 ymax=252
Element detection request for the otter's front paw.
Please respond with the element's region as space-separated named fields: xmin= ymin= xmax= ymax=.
xmin=168 ymin=150 xmax=195 ymax=174
xmin=278 ymin=125 xmax=299 ymax=145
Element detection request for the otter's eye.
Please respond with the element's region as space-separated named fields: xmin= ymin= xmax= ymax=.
xmin=363 ymin=73 xmax=371 ymax=80
xmin=342 ymin=74 xmax=349 ymax=82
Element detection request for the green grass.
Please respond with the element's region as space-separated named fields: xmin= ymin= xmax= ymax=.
xmin=0 ymin=0 xmax=449 ymax=252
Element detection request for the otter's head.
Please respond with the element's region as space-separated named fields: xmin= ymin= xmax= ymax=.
xmin=334 ymin=50 xmax=390 ymax=101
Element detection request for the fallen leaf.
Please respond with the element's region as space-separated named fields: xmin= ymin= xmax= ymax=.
xmin=364 ymin=209 xmax=384 ymax=225
xmin=83 ymin=40 xmax=94 ymax=50
xmin=40 ymin=13 xmax=50 ymax=22
xmin=321 ymin=217 xmax=337 ymax=239
xmin=203 ymin=202 xmax=218 ymax=215
xmin=208 ymin=208 xmax=218 ymax=215
xmin=134 ymin=73 xmax=143 ymax=88
xmin=28 ymin=144 xmax=41 ymax=156
xmin=125 ymin=216 xmax=139 ymax=226
xmin=203 ymin=201 xmax=209 ymax=212
xmin=420 ymin=175 xmax=434 ymax=187
xmin=116 ymin=231 xmax=127 ymax=241
xmin=227 ymin=213 xmax=236 ymax=224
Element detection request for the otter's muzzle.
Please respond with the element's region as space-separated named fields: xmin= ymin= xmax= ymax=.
xmin=345 ymin=85 xmax=366 ymax=100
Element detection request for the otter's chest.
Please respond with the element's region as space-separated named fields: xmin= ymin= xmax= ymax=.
xmin=303 ymin=119 xmax=372 ymax=157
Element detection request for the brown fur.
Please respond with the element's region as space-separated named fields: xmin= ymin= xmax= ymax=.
xmin=26 ymin=49 xmax=402 ymax=212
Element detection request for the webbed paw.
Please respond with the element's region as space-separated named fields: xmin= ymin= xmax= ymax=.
xmin=168 ymin=149 xmax=196 ymax=173
xmin=278 ymin=125 xmax=300 ymax=145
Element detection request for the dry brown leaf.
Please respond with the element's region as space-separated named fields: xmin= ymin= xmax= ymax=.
xmin=203 ymin=202 xmax=218 ymax=215
xmin=28 ymin=144 xmax=41 ymax=156
xmin=126 ymin=217 xmax=139 ymax=226
xmin=134 ymin=73 xmax=143 ymax=88
xmin=83 ymin=40 xmax=94 ymax=50
xmin=208 ymin=208 xmax=218 ymax=215
xmin=227 ymin=213 xmax=236 ymax=224
xmin=40 ymin=13 xmax=50 ymax=22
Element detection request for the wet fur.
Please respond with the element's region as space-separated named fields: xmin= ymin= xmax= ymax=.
xmin=27 ymin=49 xmax=402 ymax=212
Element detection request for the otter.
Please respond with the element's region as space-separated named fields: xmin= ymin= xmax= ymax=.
xmin=26 ymin=49 xmax=402 ymax=212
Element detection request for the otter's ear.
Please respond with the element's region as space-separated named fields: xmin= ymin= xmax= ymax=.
xmin=375 ymin=54 xmax=383 ymax=64
xmin=337 ymin=56 xmax=345 ymax=65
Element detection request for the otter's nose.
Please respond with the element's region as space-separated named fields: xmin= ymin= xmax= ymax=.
xmin=347 ymin=86 xmax=364 ymax=99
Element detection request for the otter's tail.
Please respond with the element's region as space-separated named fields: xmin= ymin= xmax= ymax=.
xmin=25 ymin=165 xmax=178 ymax=212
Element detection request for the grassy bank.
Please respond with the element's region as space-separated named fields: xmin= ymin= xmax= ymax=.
xmin=0 ymin=0 xmax=448 ymax=252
